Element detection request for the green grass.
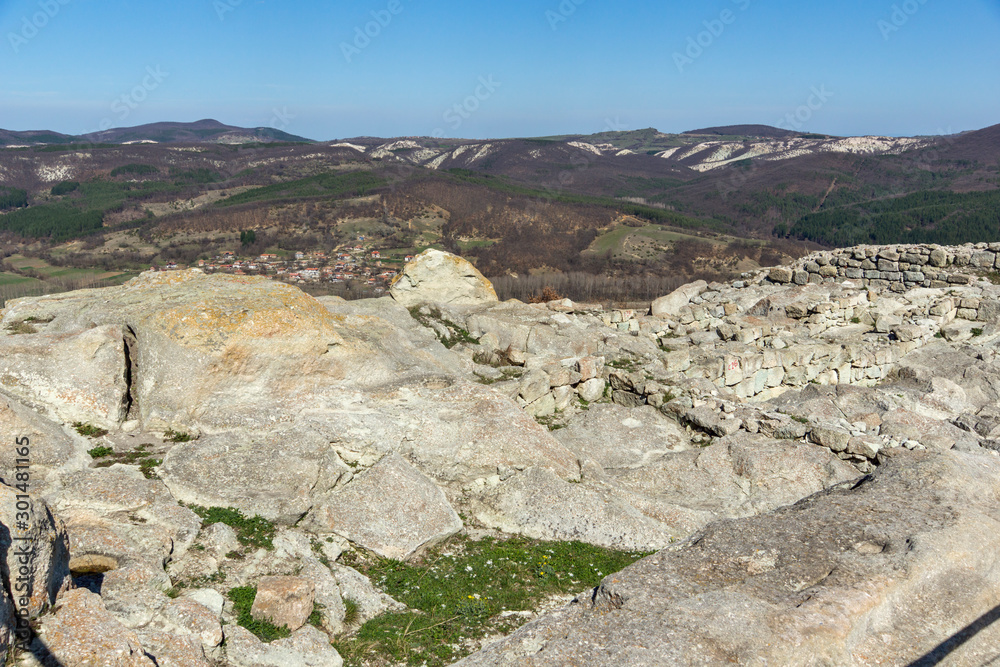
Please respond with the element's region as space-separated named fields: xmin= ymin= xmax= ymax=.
xmin=186 ymin=505 xmax=277 ymax=550
xmin=972 ymin=328 xmax=984 ymax=337
xmin=588 ymin=224 xmax=728 ymax=257
xmin=343 ymin=598 xmax=360 ymax=626
xmin=606 ymin=358 xmax=638 ymax=372
xmin=164 ymin=429 xmax=194 ymax=443
xmin=228 ymin=586 xmax=291 ymax=642
xmin=90 ymin=444 xmax=162 ymax=479
xmin=0 ymin=272 xmax=42 ymax=287
xmin=334 ymin=535 xmax=650 ymax=666
xmin=308 ymin=602 xmax=325 ymax=629
xmin=73 ymin=422 xmax=109 ymax=438
xmin=407 ymin=306 xmax=478 ymax=349
xmin=535 ymin=414 xmax=567 ymax=431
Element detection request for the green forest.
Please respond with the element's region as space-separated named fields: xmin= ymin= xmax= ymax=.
xmin=780 ymin=190 xmax=1000 ymax=246
xmin=0 ymin=187 xmax=28 ymax=210
xmin=0 ymin=179 xmax=173 ymax=241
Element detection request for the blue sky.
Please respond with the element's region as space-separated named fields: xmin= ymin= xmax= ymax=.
xmin=2 ymin=0 xmax=998 ymax=140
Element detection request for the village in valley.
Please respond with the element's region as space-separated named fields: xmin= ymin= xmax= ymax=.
xmin=187 ymin=237 xmax=413 ymax=294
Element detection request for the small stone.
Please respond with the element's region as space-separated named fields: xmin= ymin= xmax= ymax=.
xmin=250 ymin=576 xmax=316 ymax=633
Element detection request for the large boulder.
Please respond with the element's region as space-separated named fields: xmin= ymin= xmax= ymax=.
xmin=224 ymin=624 xmax=343 ymax=667
xmin=0 ymin=394 xmax=84 ymax=486
xmin=471 ymin=467 xmax=677 ymax=551
xmin=605 ymin=433 xmax=860 ymax=529
xmin=303 ymin=454 xmax=463 ymax=560
xmin=32 ymin=588 xmax=155 ymax=666
xmin=458 ymin=450 xmax=1000 ymax=666
xmin=650 ymin=280 xmax=708 ymax=318
xmin=0 ymin=324 xmax=129 ymax=429
xmin=0 ymin=484 xmax=71 ymax=620
xmin=389 ymin=249 xmax=498 ymax=307
xmin=554 ymin=404 xmax=691 ymax=471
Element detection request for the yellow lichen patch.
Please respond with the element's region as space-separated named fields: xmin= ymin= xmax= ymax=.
xmin=118 ymin=271 xmax=344 ymax=351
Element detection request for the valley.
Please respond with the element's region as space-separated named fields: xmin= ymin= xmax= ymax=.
xmin=0 ymin=121 xmax=998 ymax=307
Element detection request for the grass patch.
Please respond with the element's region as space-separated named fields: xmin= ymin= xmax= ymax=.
xmin=407 ymin=306 xmax=478 ymax=349
xmin=90 ymin=443 xmax=162 ymax=479
xmin=535 ymin=414 xmax=566 ymax=431
xmin=473 ymin=367 xmax=523 ymax=386
xmin=73 ymin=422 xmax=109 ymax=438
xmin=343 ymin=598 xmax=360 ymax=626
xmin=606 ymin=358 xmax=638 ymax=372
xmin=5 ymin=321 xmax=37 ymax=335
xmin=186 ymin=505 xmax=277 ymax=550
xmin=164 ymin=429 xmax=194 ymax=443
xmin=228 ymin=586 xmax=291 ymax=642
xmin=308 ymin=602 xmax=325 ymax=629
xmin=334 ymin=535 xmax=650 ymax=666
xmin=972 ymin=328 xmax=984 ymax=337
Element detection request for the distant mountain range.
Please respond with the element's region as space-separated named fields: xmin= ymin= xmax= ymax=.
xmin=0 ymin=119 xmax=314 ymax=146
xmin=1 ymin=120 xmax=996 ymax=265
xmin=2 ymin=119 xmax=978 ymax=154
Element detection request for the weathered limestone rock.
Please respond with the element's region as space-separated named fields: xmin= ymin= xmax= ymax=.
xmin=651 ymin=281 xmax=709 ymax=318
xmin=0 ymin=324 xmax=128 ymax=429
xmin=605 ymin=434 xmax=859 ymax=534
xmin=554 ymin=405 xmax=690 ymax=471
xmin=303 ymin=454 xmax=462 ymax=560
xmin=0 ymin=394 xmax=82 ymax=490
xmin=160 ymin=426 xmax=346 ymax=525
xmin=148 ymin=595 xmax=224 ymax=650
xmin=224 ymin=624 xmax=343 ymax=667
xmin=0 ymin=484 xmax=71 ymax=620
xmin=473 ymin=467 xmax=676 ymax=551
xmin=683 ymin=406 xmax=741 ymax=438
xmin=134 ymin=631 xmax=212 ymax=667
xmin=33 ymin=589 xmax=155 ymax=667
xmin=458 ymin=451 xmax=1000 ymax=666
xmin=250 ymin=576 xmax=316 ymax=633
xmin=46 ymin=466 xmax=200 ymax=572
xmin=390 ymin=249 xmax=498 ymax=307
xmin=577 ymin=378 xmax=606 ymax=403
xmin=331 ymin=563 xmax=406 ymax=624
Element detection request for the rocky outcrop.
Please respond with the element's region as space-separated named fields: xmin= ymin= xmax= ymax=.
xmin=0 ymin=243 xmax=999 ymax=665
xmin=0 ymin=484 xmax=72 ymax=621
xmin=32 ymin=589 xmax=155 ymax=667
xmin=459 ymin=450 xmax=1000 ymax=666
xmin=390 ymin=249 xmax=498 ymax=307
